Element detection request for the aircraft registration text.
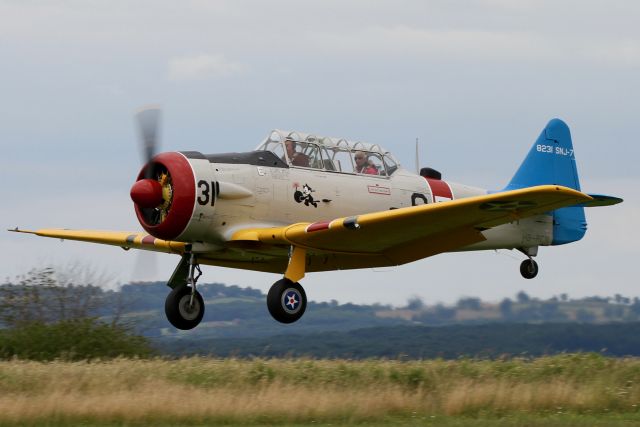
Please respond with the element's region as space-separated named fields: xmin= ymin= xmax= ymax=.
xmin=536 ymin=144 xmax=574 ymax=157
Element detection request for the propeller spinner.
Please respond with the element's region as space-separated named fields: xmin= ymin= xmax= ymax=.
xmin=130 ymin=179 xmax=163 ymax=208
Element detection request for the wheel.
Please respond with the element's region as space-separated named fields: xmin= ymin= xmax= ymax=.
xmin=165 ymin=285 xmax=205 ymax=330
xmin=267 ymin=279 xmax=307 ymax=323
xmin=520 ymin=259 xmax=539 ymax=279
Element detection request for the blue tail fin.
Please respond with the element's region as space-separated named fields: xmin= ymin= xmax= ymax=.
xmin=504 ymin=119 xmax=587 ymax=245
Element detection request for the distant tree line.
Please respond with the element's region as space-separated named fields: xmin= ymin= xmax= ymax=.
xmin=3 ymin=266 xmax=640 ymax=360
xmin=161 ymin=322 xmax=640 ymax=359
xmin=403 ymin=291 xmax=640 ymax=326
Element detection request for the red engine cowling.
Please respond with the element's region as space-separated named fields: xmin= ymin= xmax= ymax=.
xmin=130 ymin=152 xmax=197 ymax=241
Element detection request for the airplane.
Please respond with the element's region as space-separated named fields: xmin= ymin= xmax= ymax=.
xmin=11 ymin=109 xmax=622 ymax=330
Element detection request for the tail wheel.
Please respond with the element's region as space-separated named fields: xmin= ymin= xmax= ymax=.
xmin=267 ymin=279 xmax=307 ymax=323
xmin=165 ymin=285 xmax=205 ymax=330
xmin=520 ymin=259 xmax=539 ymax=279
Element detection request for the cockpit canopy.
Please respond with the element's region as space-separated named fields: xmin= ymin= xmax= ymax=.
xmin=255 ymin=129 xmax=400 ymax=176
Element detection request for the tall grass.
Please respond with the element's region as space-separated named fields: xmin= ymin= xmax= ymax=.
xmin=0 ymin=354 xmax=639 ymax=424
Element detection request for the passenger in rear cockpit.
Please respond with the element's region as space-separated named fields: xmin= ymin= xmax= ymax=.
xmin=354 ymin=151 xmax=378 ymax=175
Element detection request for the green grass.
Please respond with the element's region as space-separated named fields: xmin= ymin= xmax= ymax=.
xmin=1 ymin=354 xmax=640 ymax=426
xmin=6 ymin=414 xmax=640 ymax=426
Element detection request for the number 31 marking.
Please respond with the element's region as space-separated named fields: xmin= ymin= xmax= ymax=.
xmin=198 ymin=180 xmax=216 ymax=206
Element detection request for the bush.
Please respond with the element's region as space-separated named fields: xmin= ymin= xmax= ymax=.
xmin=0 ymin=318 xmax=153 ymax=361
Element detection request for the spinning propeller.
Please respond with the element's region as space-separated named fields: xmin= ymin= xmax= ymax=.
xmin=136 ymin=107 xmax=161 ymax=174
xmin=130 ymin=107 xmax=174 ymax=225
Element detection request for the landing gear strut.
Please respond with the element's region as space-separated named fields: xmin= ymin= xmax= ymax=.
xmin=165 ymin=252 xmax=205 ymax=330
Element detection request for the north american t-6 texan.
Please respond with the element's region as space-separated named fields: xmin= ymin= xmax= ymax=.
xmin=12 ymin=108 xmax=622 ymax=329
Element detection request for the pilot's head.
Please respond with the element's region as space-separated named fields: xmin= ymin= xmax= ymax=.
xmin=354 ymin=151 xmax=367 ymax=166
xmin=285 ymin=139 xmax=297 ymax=157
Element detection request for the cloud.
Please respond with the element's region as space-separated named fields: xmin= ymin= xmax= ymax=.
xmin=308 ymin=26 xmax=551 ymax=62
xmin=308 ymin=24 xmax=640 ymax=68
xmin=584 ymin=40 xmax=640 ymax=67
xmin=167 ymin=54 xmax=245 ymax=81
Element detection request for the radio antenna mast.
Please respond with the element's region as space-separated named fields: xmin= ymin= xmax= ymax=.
xmin=415 ymin=137 xmax=420 ymax=174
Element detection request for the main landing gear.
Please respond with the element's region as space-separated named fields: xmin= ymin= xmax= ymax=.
xmin=165 ymin=252 xmax=205 ymax=330
xmin=163 ymin=245 xmax=310 ymax=329
xmin=267 ymin=278 xmax=307 ymax=323
xmin=266 ymin=246 xmax=309 ymax=324
xmin=518 ymin=247 xmax=539 ymax=279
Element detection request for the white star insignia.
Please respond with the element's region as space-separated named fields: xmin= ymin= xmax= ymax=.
xmin=286 ymin=293 xmax=298 ymax=309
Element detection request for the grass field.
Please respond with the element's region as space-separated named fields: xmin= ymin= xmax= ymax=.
xmin=1 ymin=354 xmax=640 ymax=426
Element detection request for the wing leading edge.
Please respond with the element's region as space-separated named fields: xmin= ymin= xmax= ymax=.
xmin=9 ymin=228 xmax=186 ymax=255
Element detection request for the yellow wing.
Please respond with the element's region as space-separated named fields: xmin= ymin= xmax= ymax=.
xmin=10 ymin=185 xmax=592 ymax=277
xmin=9 ymin=229 xmax=186 ymax=255
xmin=230 ymin=185 xmax=592 ymax=266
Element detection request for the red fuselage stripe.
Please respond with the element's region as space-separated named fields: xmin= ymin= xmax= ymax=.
xmin=425 ymin=178 xmax=453 ymax=201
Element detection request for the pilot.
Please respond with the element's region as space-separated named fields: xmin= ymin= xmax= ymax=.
xmin=354 ymin=151 xmax=378 ymax=175
xmin=285 ymin=140 xmax=310 ymax=167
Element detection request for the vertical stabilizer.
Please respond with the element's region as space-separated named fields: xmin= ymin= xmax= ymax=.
xmin=505 ymin=119 xmax=581 ymax=191
xmin=505 ymin=119 xmax=587 ymax=245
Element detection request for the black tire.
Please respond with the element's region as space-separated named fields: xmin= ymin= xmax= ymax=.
xmin=267 ymin=279 xmax=307 ymax=323
xmin=520 ymin=259 xmax=539 ymax=279
xmin=165 ymin=285 xmax=205 ymax=330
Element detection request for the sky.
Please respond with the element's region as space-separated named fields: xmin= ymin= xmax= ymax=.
xmin=1 ymin=0 xmax=638 ymax=306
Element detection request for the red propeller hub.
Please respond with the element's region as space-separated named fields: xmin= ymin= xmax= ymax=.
xmin=130 ymin=179 xmax=164 ymax=208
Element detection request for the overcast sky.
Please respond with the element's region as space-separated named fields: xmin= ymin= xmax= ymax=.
xmin=1 ymin=0 xmax=637 ymax=306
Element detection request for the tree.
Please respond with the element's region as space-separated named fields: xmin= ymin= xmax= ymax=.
xmin=499 ymin=298 xmax=513 ymax=319
xmin=456 ymin=297 xmax=481 ymax=311
xmin=516 ymin=291 xmax=530 ymax=304
xmin=414 ymin=304 xmax=456 ymax=325
xmin=0 ymin=266 xmax=153 ymax=360
xmin=406 ymin=296 xmax=424 ymax=310
xmin=0 ymin=266 xmax=123 ymax=328
xmin=0 ymin=318 xmax=152 ymax=361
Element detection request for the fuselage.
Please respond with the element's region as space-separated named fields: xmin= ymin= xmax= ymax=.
xmin=128 ymin=129 xmax=563 ymax=274
xmin=170 ymin=150 xmax=553 ymax=272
